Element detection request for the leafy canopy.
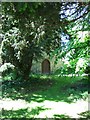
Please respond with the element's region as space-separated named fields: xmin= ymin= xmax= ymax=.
xmin=1 ymin=2 xmax=90 ymax=79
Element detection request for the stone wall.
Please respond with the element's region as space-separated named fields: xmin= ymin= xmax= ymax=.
xmin=31 ymin=57 xmax=63 ymax=74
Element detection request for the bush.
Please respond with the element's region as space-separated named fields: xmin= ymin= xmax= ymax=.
xmin=1 ymin=27 xmax=33 ymax=80
xmin=0 ymin=63 xmax=15 ymax=79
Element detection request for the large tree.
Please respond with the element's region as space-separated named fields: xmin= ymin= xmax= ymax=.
xmin=1 ymin=2 xmax=90 ymax=79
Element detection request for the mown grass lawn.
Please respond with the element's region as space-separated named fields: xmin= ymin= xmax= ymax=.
xmin=0 ymin=74 xmax=89 ymax=119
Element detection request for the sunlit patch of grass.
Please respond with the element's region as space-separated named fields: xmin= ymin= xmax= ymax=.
xmin=1 ymin=98 xmax=88 ymax=118
xmin=1 ymin=98 xmax=29 ymax=111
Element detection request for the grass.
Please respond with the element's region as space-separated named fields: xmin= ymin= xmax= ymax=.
xmin=1 ymin=74 xmax=89 ymax=119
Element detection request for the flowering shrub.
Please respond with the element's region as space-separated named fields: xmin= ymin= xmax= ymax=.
xmin=0 ymin=63 xmax=15 ymax=77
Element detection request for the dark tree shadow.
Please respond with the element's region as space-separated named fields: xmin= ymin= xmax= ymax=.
xmin=2 ymin=76 xmax=88 ymax=104
xmin=2 ymin=76 xmax=54 ymax=101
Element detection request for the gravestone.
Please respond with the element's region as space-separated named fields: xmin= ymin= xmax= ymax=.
xmin=42 ymin=59 xmax=50 ymax=74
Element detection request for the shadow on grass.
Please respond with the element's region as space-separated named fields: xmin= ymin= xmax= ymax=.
xmin=78 ymin=110 xmax=90 ymax=119
xmin=1 ymin=74 xmax=89 ymax=119
xmin=53 ymin=114 xmax=71 ymax=119
xmin=2 ymin=75 xmax=88 ymax=104
xmin=1 ymin=106 xmax=49 ymax=119
xmin=53 ymin=111 xmax=90 ymax=119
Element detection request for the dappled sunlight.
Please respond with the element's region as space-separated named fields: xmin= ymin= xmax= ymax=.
xmin=34 ymin=99 xmax=88 ymax=118
xmin=30 ymin=94 xmax=44 ymax=102
xmin=75 ymin=58 xmax=87 ymax=73
xmin=0 ymin=97 xmax=88 ymax=118
xmin=1 ymin=76 xmax=89 ymax=118
xmin=40 ymin=75 xmax=48 ymax=79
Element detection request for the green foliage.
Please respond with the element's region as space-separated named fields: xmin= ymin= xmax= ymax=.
xmin=2 ymin=3 xmax=61 ymax=53
xmin=69 ymin=34 xmax=90 ymax=75
xmin=54 ymin=31 xmax=90 ymax=75
xmin=1 ymin=2 xmax=90 ymax=79
xmin=1 ymin=28 xmax=33 ymax=79
xmin=0 ymin=63 xmax=15 ymax=78
xmin=1 ymin=3 xmax=62 ymax=79
xmin=0 ymin=63 xmax=14 ymax=73
xmin=85 ymin=64 xmax=90 ymax=74
xmin=50 ymin=2 xmax=90 ymax=76
xmin=54 ymin=61 xmax=76 ymax=76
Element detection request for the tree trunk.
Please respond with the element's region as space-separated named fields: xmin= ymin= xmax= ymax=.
xmin=17 ymin=56 xmax=33 ymax=81
xmin=22 ymin=57 xmax=33 ymax=81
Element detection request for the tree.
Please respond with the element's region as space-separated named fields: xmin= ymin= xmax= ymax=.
xmin=1 ymin=2 xmax=90 ymax=80
xmin=54 ymin=29 xmax=90 ymax=76
xmin=50 ymin=2 xmax=90 ymax=75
